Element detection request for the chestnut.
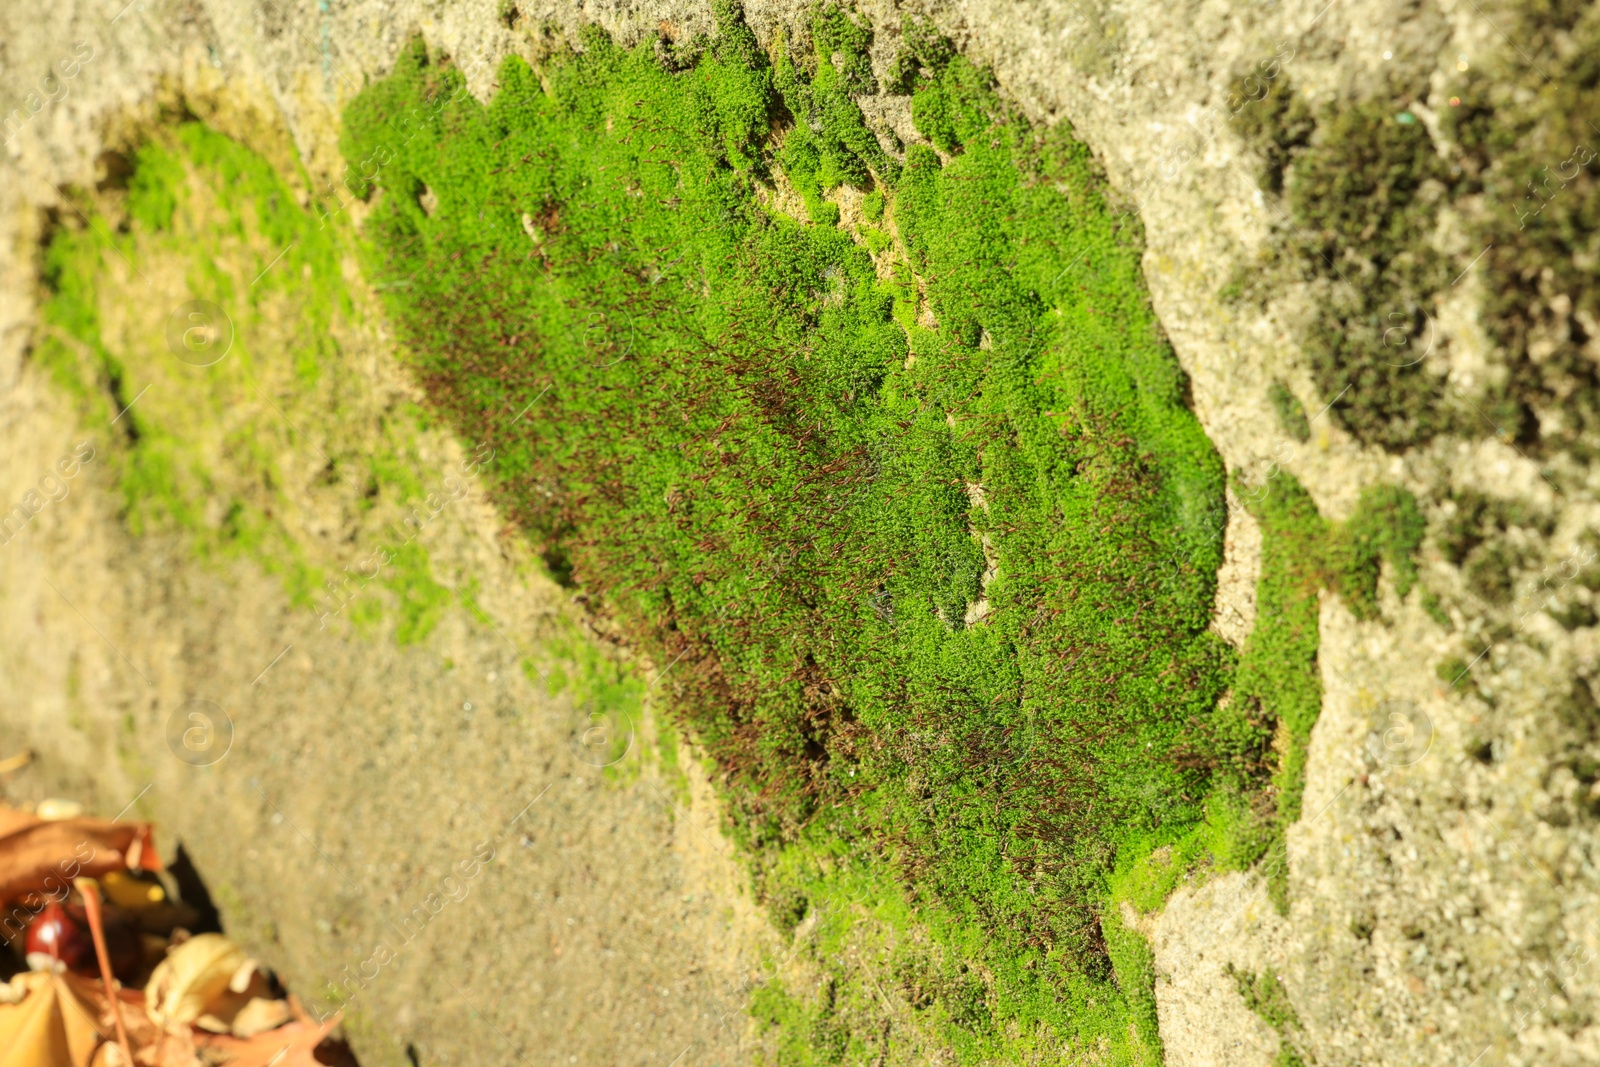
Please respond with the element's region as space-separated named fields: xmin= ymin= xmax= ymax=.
xmin=25 ymin=901 xmax=92 ymax=972
xmin=25 ymin=900 xmax=142 ymax=980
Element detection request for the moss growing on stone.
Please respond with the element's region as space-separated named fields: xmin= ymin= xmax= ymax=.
xmin=34 ymin=122 xmax=474 ymax=647
xmin=342 ymin=9 xmax=1232 ymax=1055
xmin=1234 ymin=3 xmax=1600 ymax=458
xmin=1268 ymin=380 xmax=1311 ymax=442
xmin=1225 ymin=962 xmax=1309 ymax=1066
xmin=1227 ymin=70 xmax=1314 ymax=196
xmin=1446 ymin=2 xmax=1600 ymax=457
xmin=1283 ymin=95 xmax=1455 ymax=451
xmin=341 ymin=4 xmax=1428 ymax=1057
xmin=773 ymin=3 xmax=900 ymax=223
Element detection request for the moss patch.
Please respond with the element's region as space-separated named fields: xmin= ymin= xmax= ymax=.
xmin=1231 ymin=2 xmax=1600 ymax=457
xmin=340 ymin=5 xmax=1428 ymax=1059
xmin=1225 ymin=963 xmax=1309 ymax=1067
xmin=34 ymin=122 xmax=526 ymax=656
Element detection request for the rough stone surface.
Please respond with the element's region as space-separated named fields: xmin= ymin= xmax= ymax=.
xmin=3 ymin=0 xmax=1595 ymax=1064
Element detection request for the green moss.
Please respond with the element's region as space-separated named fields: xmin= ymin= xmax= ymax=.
xmin=1226 ymin=67 xmax=1313 ymax=196
xmin=746 ymin=815 xmax=1161 ymax=1063
xmin=344 ymin=10 xmax=1233 ymax=1055
xmin=1223 ymin=476 xmax=1422 ymax=910
xmin=858 ymin=226 xmax=891 ymax=254
xmin=1287 ymin=96 xmax=1455 ymax=451
xmin=1274 ymin=1044 xmax=1309 ymax=1067
xmin=1228 ymin=474 xmax=1324 ymax=910
xmin=126 ymin=139 xmax=185 ymax=231
xmin=750 ymin=976 xmax=871 ymax=1066
xmin=1434 ymin=486 xmax=1551 ymax=607
xmin=885 ymin=15 xmax=956 ymax=95
xmin=1327 ymin=484 xmax=1425 ymax=620
xmin=380 ymin=541 xmax=454 ymax=644
xmin=1225 ymin=963 xmax=1308 ymax=1067
xmin=1421 ymin=588 xmax=1453 ymax=629
xmin=861 ymin=188 xmax=884 ymax=221
xmin=652 ymin=709 xmax=690 ymax=807
xmin=1268 ymin=381 xmax=1310 ymax=443
xmin=33 ymin=122 xmax=455 ymax=643
xmin=1232 ymin=71 xmax=1457 ymax=450
xmin=1446 ymin=2 xmax=1600 ymax=457
xmin=1436 ymin=656 xmax=1470 ymax=686
xmin=1199 ymin=787 xmax=1275 ymax=871
xmin=1101 ymin=909 xmax=1164 ymax=1065
xmin=772 ymin=6 xmax=901 ymax=222
xmin=341 ymin=6 xmax=1422 ymax=1058
xmin=1226 ymin=964 xmax=1301 ymax=1031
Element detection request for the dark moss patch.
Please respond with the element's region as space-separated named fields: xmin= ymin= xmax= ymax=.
xmin=1327 ymin=483 xmax=1425 ymax=620
xmin=1447 ymin=2 xmax=1600 ymax=457
xmin=1433 ymin=486 xmax=1552 ymax=607
xmin=1227 ymin=68 xmax=1314 ymax=196
xmin=1233 ymin=3 xmax=1600 ymax=457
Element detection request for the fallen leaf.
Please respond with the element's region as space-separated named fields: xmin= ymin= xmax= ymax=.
xmin=192 ymin=1003 xmax=342 ymax=1067
xmin=0 ymin=971 xmax=107 ymax=1067
xmin=0 ymin=808 xmax=159 ymax=907
xmin=128 ymin=1027 xmax=200 ymax=1067
xmin=192 ymin=960 xmax=289 ymax=1037
xmin=57 ymin=973 xmax=192 ymax=1067
xmin=0 ymin=809 xmax=43 ymax=839
xmin=225 ymin=997 xmax=292 ymax=1040
xmin=144 ymin=935 xmax=248 ymax=1028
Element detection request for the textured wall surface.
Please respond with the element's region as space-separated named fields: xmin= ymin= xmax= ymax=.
xmin=1 ymin=0 xmax=1591 ymax=1064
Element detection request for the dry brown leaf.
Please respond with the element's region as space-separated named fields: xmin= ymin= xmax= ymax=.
xmin=191 ymin=1006 xmax=342 ymax=1067
xmin=57 ymin=973 xmax=196 ymax=1067
xmin=128 ymin=1028 xmax=200 ymax=1067
xmin=0 ymin=808 xmax=159 ymax=906
xmin=191 ymin=967 xmax=281 ymax=1038
xmin=0 ymin=808 xmax=43 ymax=839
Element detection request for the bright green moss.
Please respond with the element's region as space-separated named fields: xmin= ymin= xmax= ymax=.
xmin=750 ymin=976 xmax=870 ymax=1066
xmin=1225 ymin=474 xmax=1423 ymax=910
xmin=1327 ymin=484 xmax=1425 ymax=620
xmin=772 ymin=3 xmax=902 ymax=218
xmin=126 ymin=138 xmax=185 ymax=231
xmin=1226 ymin=474 xmax=1325 ymax=908
xmin=1101 ymin=909 xmax=1164 ymax=1065
xmin=341 ymin=5 xmax=1425 ymax=1058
